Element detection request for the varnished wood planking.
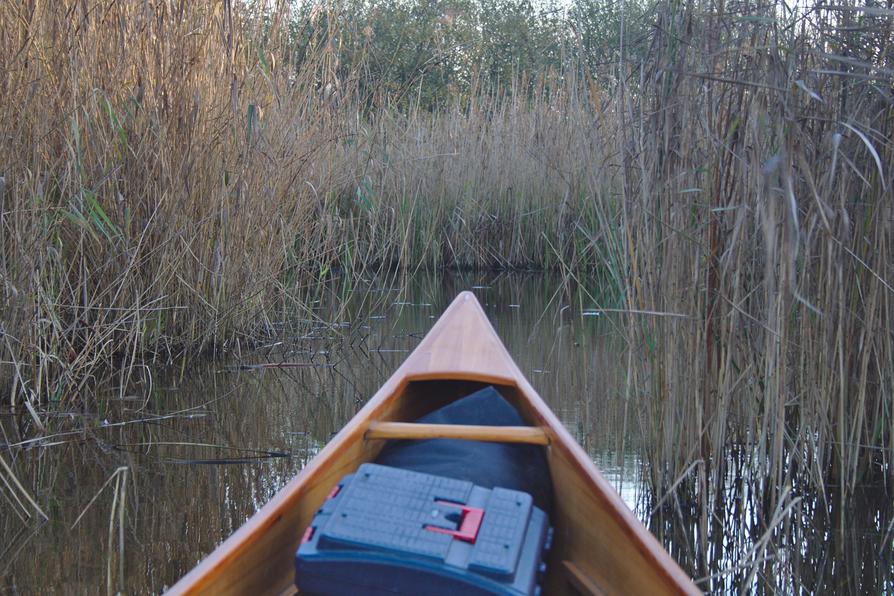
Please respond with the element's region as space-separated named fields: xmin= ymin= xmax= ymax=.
xmin=168 ymin=292 xmax=700 ymax=595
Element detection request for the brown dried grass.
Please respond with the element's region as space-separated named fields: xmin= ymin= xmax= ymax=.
xmin=1 ymin=1 xmax=891 ymax=532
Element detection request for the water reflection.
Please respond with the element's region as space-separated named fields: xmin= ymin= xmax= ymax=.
xmin=1 ymin=271 xmax=891 ymax=593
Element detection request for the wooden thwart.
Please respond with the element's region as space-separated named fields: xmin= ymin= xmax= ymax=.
xmin=365 ymin=421 xmax=550 ymax=445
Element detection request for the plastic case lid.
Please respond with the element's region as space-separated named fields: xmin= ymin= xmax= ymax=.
xmin=296 ymin=463 xmax=551 ymax=595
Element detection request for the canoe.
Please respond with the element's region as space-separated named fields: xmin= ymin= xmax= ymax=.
xmin=168 ymin=291 xmax=700 ymax=595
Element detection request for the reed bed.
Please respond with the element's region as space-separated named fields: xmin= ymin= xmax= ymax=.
xmin=608 ymin=0 xmax=894 ymax=584
xmin=0 ymin=1 xmax=355 ymax=406
xmin=628 ymin=2 xmax=891 ymax=491
xmin=1 ymin=0 xmax=891 ymax=564
xmin=0 ymin=1 xmax=612 ymax=410
xmin=326 ymin=76 xmax=614 ymax=273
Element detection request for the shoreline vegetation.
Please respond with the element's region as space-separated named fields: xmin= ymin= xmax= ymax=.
xmin=1 ymin=0 xmax=891 ymax=587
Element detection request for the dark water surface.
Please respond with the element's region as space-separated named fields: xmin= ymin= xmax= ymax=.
xmin=2 ymin=273 xmax=891 ymax=594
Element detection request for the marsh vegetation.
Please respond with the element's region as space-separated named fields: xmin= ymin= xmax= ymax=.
xmin=1 ymin=0 xmax=891 ymax=592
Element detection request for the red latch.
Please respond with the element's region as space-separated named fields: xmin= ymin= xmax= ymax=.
xmin=424 ymin=502 xmax=485 ymax=543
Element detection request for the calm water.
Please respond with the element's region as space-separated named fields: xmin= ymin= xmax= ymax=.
xmin=1 ymin=272 xmax=891 ymax=594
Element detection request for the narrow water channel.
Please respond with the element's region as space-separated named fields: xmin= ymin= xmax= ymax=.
xmin=1 ymin=272 xmax=891 ymax=593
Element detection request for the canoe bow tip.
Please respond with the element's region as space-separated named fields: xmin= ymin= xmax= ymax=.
xmin=397 ymin=290 xmax=519 ymax=384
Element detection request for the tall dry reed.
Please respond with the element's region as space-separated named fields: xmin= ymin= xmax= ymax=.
xmin=0 ymin=1 xmax=356 ymax=406
xmin=605 ymin=1 xmax=893 ymax=584
xmin=1 ymin=1 xmax=891 ymax=545
xmin=1 ymin=1 xmax=616 ymax=410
